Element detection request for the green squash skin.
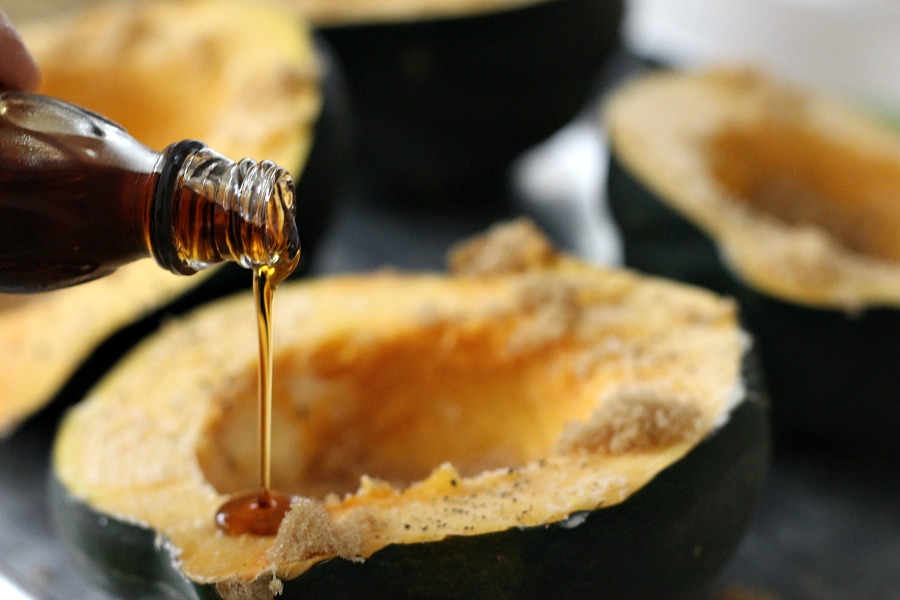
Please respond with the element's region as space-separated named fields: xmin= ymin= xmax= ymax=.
xmin=607 ymin=154 xmax=900 ymax=452
xmin=317 ymin=0 xmax=623 ymax=204
xmin=49 ymin=354 xmax=768 ymax=600
xmin=48 ymin=475 xmax=199 ymax=600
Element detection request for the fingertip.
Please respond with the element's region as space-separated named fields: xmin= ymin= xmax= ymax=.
xmin=0 ymin=9 xmax=41 ymax=92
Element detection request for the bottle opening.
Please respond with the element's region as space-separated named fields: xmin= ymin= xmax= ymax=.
xmin=151 ymin=141 xmax=301 ymax=279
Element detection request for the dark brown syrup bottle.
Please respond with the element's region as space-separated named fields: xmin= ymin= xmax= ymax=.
xmin=0 ymin=91 xmax=300 ymax=292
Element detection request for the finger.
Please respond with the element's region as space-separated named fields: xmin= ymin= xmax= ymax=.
xmin=0 ymin=9 xmax=41 ymax=91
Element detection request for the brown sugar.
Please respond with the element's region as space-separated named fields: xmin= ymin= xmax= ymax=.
xmin=216 ymin=577 xmax=281 ymax=600
xmin=266 ymin=497 xmax=361 ymax=565
xmin=505 ymin=274 xmax=581 ymax=355
xmin=555 ymin=386 xmax=706 ymax=455
xmin=446 ymin=218 xmax=557 ymax=276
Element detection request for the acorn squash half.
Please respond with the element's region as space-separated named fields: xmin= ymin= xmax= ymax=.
xmin=285 ymin=0 xmax=624 ymax=202
xmin=50 ymin=220 xmax=768 ymax=599
xmin=0 ymin=0 xmax=321 ymax=435
xmin=604 ymin=68 xmax=900 ymax=448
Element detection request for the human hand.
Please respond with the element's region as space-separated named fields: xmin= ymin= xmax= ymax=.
xmin=0 ymin=9 xmax=40 ymax=91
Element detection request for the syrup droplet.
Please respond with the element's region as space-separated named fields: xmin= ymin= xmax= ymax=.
xmin=215 ymin=489 xmax=296 ymax=537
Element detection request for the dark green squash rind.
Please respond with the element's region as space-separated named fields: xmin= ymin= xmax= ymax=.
xmin=49 ymin=350 xmax=767 ymax=599
xmin=48 ymin=472 xmax=199 ymax=600
xmin=607 ymin=153 xmax=900 ymax=451
xmin=317 ymin=0 xmax=624 ymax=203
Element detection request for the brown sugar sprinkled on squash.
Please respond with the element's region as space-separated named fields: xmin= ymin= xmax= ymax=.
xmin=267 ymin=497 xmax=361 ymax=564
xmin=555 ymin=387 xmax=706 ymax=455
xmin=447 ymin=218 xmax=558 ymax=276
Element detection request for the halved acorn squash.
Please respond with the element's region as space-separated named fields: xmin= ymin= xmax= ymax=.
xmin=284 ymin=0 xmax=624 ymax=202
xmin=604 ymin=68 xmax=900 ymax=448
xmin=0 ymin=0 xmax=320 ymax=434
xmin=50 ymin=220 xmax=768 ymax=599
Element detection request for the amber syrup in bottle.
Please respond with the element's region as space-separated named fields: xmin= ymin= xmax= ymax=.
xmin=0 ymin=92 xmax=302 ymax=534
xmin=0 ymin=91 xmax=300 ymax=291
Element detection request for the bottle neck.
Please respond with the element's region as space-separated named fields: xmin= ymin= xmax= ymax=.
xmin=150 ymin=140 xmax=301 ymax=281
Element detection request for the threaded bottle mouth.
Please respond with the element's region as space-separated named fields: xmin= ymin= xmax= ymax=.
xmin=222 ymin=157 xmax=300 ymax=271
xmin=152 ymin=142 xmax=301 ymax=278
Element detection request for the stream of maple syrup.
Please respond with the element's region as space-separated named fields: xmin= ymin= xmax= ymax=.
xmin=215 ymin=257 xmax=299 ymax=536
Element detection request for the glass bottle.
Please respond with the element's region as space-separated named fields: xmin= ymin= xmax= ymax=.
xmin=0 ymin=91 xmax=301 ymax=293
